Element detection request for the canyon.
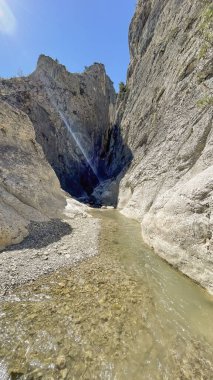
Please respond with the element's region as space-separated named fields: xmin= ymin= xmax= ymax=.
xmin=0 ymin=0 xmax=212 ymax=295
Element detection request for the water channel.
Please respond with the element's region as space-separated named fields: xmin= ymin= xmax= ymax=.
xmin=0 ymin=210 xmax=212 ymax=379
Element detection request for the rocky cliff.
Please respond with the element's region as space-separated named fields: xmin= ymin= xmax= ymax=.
xmin=0 ymin=56 xmax=116 ymax=200
xmin=0 ymin=101 xmax=65 ymax=251
xmin=115 ymin=0 xmax=213 ymax=292
xmin=0 ymin=0 xmax=212 ymax=293
xmin=0 ymin=57 xmax=116 ymax=250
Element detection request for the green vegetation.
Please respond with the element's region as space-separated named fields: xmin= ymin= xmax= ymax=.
xmin=119 ymin=81 xmax=128 ymax=94
xmin=197 ymin=96 xmax=213 ymax=107
xmin=198 ymin=4 xmax=213 ymax=59
xmin=198 ymin=43 xmax=209 ymax=59
xmin=118 ymin=82 xmax=129 ymax=100
xmin=197 ymin=72 xmax=205 ymax=83
xmin=197 ymin=69 xmax=210 ymax=83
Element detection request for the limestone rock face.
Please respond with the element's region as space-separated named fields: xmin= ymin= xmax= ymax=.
xmin=116 ymin=0 xmax=213 ymax=292
xmin=0 ymin=57 xmax=116 ymax=250
xmin=0 ymin=101 xmax=65 ymax=250
xmin=0 ymin=56 xmax=116 ymax=199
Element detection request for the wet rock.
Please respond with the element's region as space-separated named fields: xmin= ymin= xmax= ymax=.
xmin=0 ymin=241 xmax=212 ymax=379
xmin=10 ymin=370 xmax=24 ymax=379
xmin=60 ymin=368 xmax=68 ymax=379
xmin=58 ymin=282 xmax=66 ymax=288
xmin=85 ymin=351 xmax=93 ymax=360
xmin=56 ymin=355 xmax=66 ymax=369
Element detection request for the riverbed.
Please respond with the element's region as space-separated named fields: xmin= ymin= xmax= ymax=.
xmin=0 ymin=210 xmax=212 ymax=379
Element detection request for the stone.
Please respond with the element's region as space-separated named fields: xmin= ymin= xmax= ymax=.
xmin=0 ymin=101 xmax=66 ymax=251
xmin=10 ymin=369 xmax=24 ymax=379
xmin=112 ymin=0 xmax=213 ymax=294
xmin=60 ymin=368 xmax=68 ymax=379
xmin=58 ymin=282 xmax=66 ymax=288
xmin=56 ymin=355 xmax=66 ymax=369
xmin=0 ymin=56 xmax=116 ymax=201
xmin=0 ymin=55 xmax=115 ymax=252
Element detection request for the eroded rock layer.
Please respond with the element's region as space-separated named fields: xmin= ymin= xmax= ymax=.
xmin=115 ymin=0 xmax=213 ymax=292
xmin=0 ymin=56 xmax=116 ymax=200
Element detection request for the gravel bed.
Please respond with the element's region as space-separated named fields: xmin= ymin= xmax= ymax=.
xmin=0 ymin=215 xmax=100 ymax=294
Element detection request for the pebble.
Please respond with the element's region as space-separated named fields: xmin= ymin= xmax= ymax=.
xmin=56 ymin=355 xmax=66 ymax=369
xmin=60 ymin=368 xmax=68 ymax=379
xmin=58 ymin=282 xmax=66 ymax=288
xmin=0 ymin=216 xmax=99 ymax=291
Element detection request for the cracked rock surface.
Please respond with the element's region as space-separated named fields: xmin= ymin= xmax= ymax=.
xmin=0 ymin=56 xmax=116 ymax=199
xmin=115 ymin=0 xmax=213 ymax=293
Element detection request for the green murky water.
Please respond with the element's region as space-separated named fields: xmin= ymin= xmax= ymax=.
xmin=0 ymin=210 xmax=213 ymax=379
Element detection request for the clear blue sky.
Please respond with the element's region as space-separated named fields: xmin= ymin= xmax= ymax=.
xmin=0 ymin=0 xmax=136 ymax=90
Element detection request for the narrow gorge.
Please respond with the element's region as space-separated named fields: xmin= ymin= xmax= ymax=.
xmin=1 ymin=0 xmax=212 ymax=292
xmin=0 ymin=0 xmax=213 ymax=378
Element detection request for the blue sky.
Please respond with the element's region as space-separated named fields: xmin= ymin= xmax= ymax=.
xmin=0 ymin=0 xmax=135 ymax=90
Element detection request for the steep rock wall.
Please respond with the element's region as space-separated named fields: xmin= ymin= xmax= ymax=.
xmin=0 ymin=57 xmax=117 ymax=250
xmin=0 ymin=56 xmax=116 ymax=200
xmin=0 ymin=101 xmax=65 ymax=250
xmin=116 ymin=0 xmax=213 ymax=292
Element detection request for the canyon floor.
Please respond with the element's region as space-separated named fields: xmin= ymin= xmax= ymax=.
xmin=0 ymin=199 xmax=100 ymax=293
xmin=0 ymin=210 xmax=212 ymax=380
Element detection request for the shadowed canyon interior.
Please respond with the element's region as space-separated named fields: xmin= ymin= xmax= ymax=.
xmin=0 ymin=0 xmax=212 ymax=292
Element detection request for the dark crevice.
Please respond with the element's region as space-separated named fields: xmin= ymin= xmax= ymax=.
xmin=54 ymin=123 xmax=133 ymax=207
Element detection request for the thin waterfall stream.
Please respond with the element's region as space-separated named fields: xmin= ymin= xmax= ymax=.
xmin=0 ymin=210 xmax=212 ymax=379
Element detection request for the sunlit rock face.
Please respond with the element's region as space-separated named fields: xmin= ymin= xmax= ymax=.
xmin=115 ymin=0 xmax=213 ymax=292
xmin=0 ymin=55 xmax=116 ymax=200
xmin=0 ymin=101 xmax=65 ymax=251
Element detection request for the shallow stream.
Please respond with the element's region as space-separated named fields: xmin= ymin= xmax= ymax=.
xmin=0 ymin=210 xmax=213 ymax=379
